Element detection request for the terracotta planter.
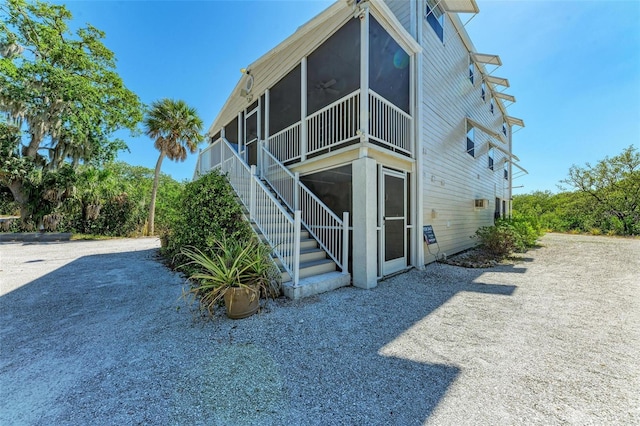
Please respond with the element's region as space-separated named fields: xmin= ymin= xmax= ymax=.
xmin=223 ymin=286 xmax=259 ymax=319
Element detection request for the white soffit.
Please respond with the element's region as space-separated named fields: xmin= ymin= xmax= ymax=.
xmin=466 ymin=117 xmax=505 ymax=143
xmin=494 ymin=92 xmax=516 ymax=103
xmin=471 ymin=53 xmax=502 ymax=66
xmin=485 ymin=75 xmax=509 ymax=88
xmin=505 ymin=116 xmax=525 ymax=127
xmin=441 ymin=0 xmax=480 ymax=14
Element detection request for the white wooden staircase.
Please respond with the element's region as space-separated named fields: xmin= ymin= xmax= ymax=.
xmin=196 ymin=137 xmax=350 ymax=299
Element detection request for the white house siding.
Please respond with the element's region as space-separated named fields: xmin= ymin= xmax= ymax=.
xmin=383 ymin=0 xmax=412 ymax=33
xmin=420 ymin=12 xmax=512 ymax=262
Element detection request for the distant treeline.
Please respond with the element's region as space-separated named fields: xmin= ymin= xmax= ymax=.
xmin=0 ymin=162 xmax=184 ymax=236
xmin=513 ymin=146 xmax=639 ymax=236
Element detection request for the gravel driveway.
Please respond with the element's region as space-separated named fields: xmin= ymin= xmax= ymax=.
xmin=1 ymin=233 xmax=638 ymax=425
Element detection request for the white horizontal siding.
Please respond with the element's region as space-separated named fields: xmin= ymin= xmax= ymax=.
xmin=383 ymin=0 xmax=412 ymax=33
xmin=420 ymin=12 xmax=512 ymax=261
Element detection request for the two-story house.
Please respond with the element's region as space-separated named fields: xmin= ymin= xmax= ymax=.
xmin=194 ymin=0 xmax=526 ymax=298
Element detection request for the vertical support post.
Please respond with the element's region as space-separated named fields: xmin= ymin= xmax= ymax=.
xmin=250 ymin=165 xmax=257 ymax=221
xmin=258 ymin=140 xmax=264 ymax=179
xmin=342 ymin=211 xmax=349 ymax=275
xmin=294 ymin=172 xmax=300 ymax=210
xmin=264 ymin=90 xmax=271 ymax=182
xmin=257 ymin=96 xmax=262 ymax=178
xmin=293 ymin=210 xmax=301 ymax=286
xmin=238 ymin=112 xmax=243 ymax=157
xmin=359 ymin=5 xmax=370 ymax=143
xmin=265 ymin=89 xmax=270 ymax=146
xmin=300 ymin=57 xmax=308 ymax=161
xmin=352 ymin=157 xmax=377 ymax=289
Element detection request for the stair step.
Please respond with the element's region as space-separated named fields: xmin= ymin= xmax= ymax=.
xmin=281 ymin=258 xmax=336 ymax=281
xmin=260 ymin=235 xmax=317 ymax=250
xmin=273 ymin=247 xmax=327 ymax=267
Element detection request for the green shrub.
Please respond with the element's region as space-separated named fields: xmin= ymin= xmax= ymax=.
xmin=476 ymin=215 xmax=542 ymax=257
xmin=475 ymin=222 xmax=520 ymax=257
xmin=163 ymin=170 xmax=253 ymax=269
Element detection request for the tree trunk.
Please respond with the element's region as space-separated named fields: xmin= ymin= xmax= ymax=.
xmin=148 ymin=152 xmax=165 ymax=236
xmin=7 ymin=179 xmax=31 ymax=220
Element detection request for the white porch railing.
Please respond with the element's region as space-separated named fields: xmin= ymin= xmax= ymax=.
xmin=264 ymin=89 xmax=411 ymax=164
xmin=200 ymin=138 xmax=301 ymax=285
xmin=369 ymin=89 xmax=412 ymax=155
xmin=306 ymin=89 xmax=360 ymax=156
xmin=268 ymin=122 xmax=301 ymax=163
xmin=261 ymin=144 xmax=349 ymax=271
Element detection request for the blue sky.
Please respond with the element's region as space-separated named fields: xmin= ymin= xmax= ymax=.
xmin=59 ymin=0 xmax=640 ymax=194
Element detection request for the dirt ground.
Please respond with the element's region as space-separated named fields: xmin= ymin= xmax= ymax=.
xmin=0 ymin=233 xmax=638 ymax=425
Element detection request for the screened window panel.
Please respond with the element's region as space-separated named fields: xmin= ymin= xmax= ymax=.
xmin=246 ymin=112 xmax=258 ymax=143
xmin=225 ymin=117 xmax=238 ymax=145
xmin=369 ymin=17 xmax=410 ymax=114
xmin=269 ymin=64 xmax=301 ymax=135
xmin=307 ymin=18 xmax=360 ymax=115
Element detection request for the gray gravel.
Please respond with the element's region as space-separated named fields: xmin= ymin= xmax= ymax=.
xmin=0 ymin=233 xmax=638 ymax=425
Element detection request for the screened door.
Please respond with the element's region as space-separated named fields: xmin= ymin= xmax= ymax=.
xmin=381 ymin=169 xmax=406 ymax=275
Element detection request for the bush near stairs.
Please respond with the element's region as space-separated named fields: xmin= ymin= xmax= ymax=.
xmin=163 ymin=170 xmax=253 ymax=273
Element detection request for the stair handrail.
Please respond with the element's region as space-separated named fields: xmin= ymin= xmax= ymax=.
xmin=206 ymin=137 xmax=301 ymax=285
xmin=261 ymin=142 xmax=348 ymax=273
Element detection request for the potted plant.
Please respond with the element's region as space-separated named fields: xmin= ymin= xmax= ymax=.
xmin=180 ymin=237 xmax=281 ymax=319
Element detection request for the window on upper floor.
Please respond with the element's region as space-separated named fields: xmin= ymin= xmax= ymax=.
xmin=488 ymin=148 xmax=494 ymax=170
xmin=466 ymin=126 xmax=475 ymax=157
xmin=481 ymin=82 xmax=486 ymax=102
xmin=502 ymin=121 xmax=508 ymax=136
xmin=504 ymin=162 xmax=509 ymax=180
xmin=469 ymin=62 xmax=474 ymax=85
xmin=490 ymin=98 xmax=494 ymax=114
xmin=425 ymin=0 xmax=444 ymax=42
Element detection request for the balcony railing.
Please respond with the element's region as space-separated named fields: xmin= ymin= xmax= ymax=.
xmin=369 ymin=90 xmax=412 ymax=155
xmin=306 ymin=89 xmax=360 ymax=157
xmin=266 ymin=89 xmax=412 ymax=163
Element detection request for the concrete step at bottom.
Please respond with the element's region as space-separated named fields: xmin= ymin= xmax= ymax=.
xmin=282 ymin=271 xmax=351 ymax=299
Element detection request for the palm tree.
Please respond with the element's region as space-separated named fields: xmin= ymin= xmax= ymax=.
xmin=143 ymin=98 xmax=203 ymax=235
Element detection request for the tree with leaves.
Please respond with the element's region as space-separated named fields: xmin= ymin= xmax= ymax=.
xmin=561 ymin=145 xmax=640 ymax=235
xmin=0 ymin=0 xmax=143 ymax=221
xmin=143 ymin=98 xmax=203 ymax=235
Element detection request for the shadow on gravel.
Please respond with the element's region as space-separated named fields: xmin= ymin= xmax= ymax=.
xmin=0 ymin=248 xmax=521 ymax=425
xmin=0 ymin=248 xmax=191 ymax=425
